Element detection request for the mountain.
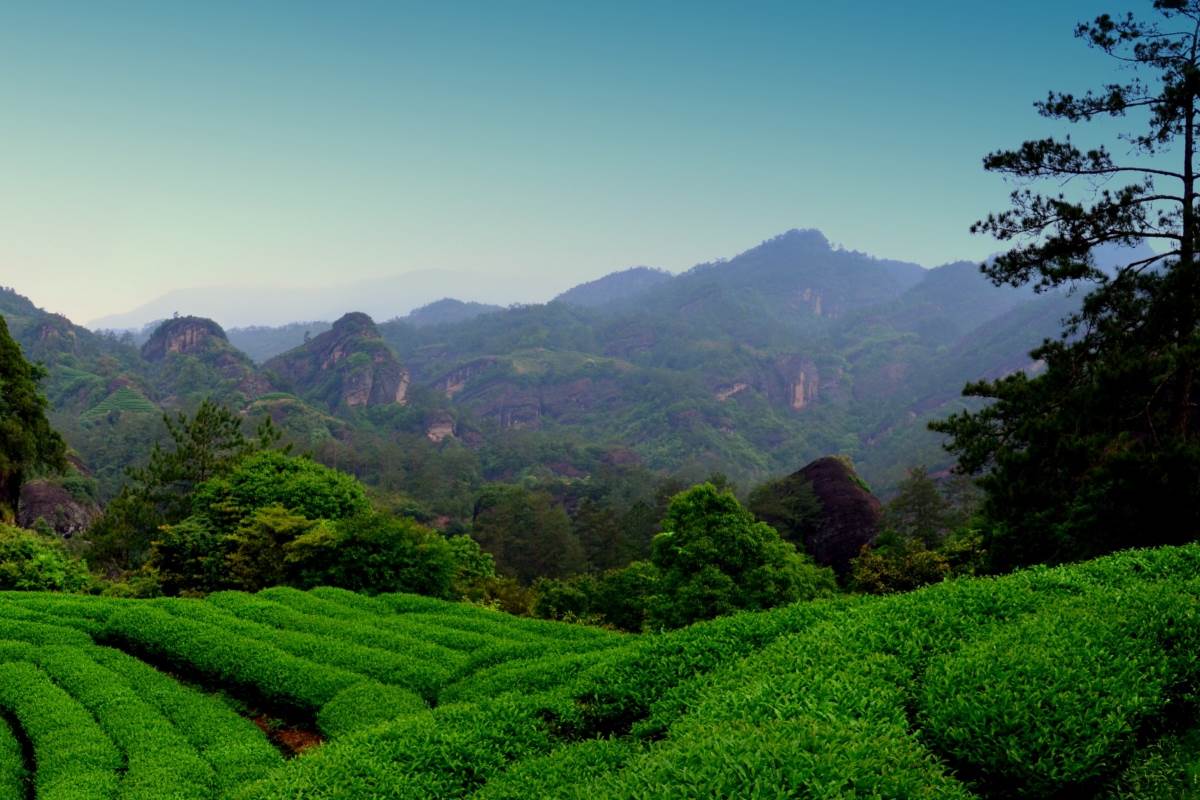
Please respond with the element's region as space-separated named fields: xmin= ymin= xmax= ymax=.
xmin=554 ymin=267 xmax=672 ymax=308
xmin=140 ymin=316 xmax=273 ymax=406
xmin=404 ymin=299 xmax=504 ymax=327
xmin=264 ymin=312 xmax=410 ymax=411
xmin=7 ymin=226 xmax=1143 ymax=519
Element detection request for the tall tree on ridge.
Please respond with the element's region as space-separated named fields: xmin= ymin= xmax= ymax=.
xmin=933 ymin=1 xmax=1200 ymax=568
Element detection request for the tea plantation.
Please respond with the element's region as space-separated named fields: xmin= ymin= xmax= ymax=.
xmin=0 ymin=545 xmax=1198 ymax=798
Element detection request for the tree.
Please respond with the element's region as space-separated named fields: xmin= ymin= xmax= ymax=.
xmin=647 ymin=483 xmax=835 ymax=629
xmin=0 ymin=316 xmax=66 ymax=521
xmin=882 ymin=466 xmax=961 ymax=549
xmin=932 ymin=2 xmax=1200 ymax=569
xmin=470 ymin=485 xmax=584 ymax=583
xmin=285 ymin=511 xmax=457 ymax=597
xmin=191 ymin=449 xmax=369 ymax=534
xmin=89 ymin=401 xmax=282 ymax=570
xmin=131 ymin=399 xmax=280 ymax=523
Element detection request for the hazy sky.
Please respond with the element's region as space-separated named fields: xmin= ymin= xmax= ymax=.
xmin=1 ymin=1 xmax=1137 ymax=324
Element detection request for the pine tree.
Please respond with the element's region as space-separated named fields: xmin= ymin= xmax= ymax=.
xmin=933 ymin=2 xmax=1200 ymax=569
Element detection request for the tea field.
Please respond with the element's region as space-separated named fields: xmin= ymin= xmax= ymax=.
xmin=0 ymin=545 xmax=1198 ymax=798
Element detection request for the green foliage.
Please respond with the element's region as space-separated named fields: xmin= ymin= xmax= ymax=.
xmin=0 ymin=546 xmax=1193 ymax=796
xmin=89 ymin=400 xmax=276 ymax=570
xmin=849 ymin=532 xmax=952 ymax=594
xmin=316 ymin=683 xmax=428 ymax=738
xmin=882 ymin=465 xmax=965 ymax=548
xmin=286 ymin=511 xmax=457 ymax=598
xmin=0 ymin=716 xmax=25 ymax=800
xmin=0 ymin=315 xmax=67 ymax=520
xmin=647 ymin=483 xmax=836 ymax=629
xmin=0 ymin=660 xmax=121 ymax=800
xmin=226 ymin=506 xmax=318 ymax=592
xmin=0 ymin=523 xmax=91 ymax=591
xmin=920 ymin=585 xmax=1200 ymax=796
xmin=933 ymin=3 xmax=1200 ymax=569
xmin=150 ymin=516 xmax=227 ymax=596
xmin=192 ymin=450 xmax=368 ymax=531
xmin=32 ymin=645 xmax=213 ymax=799
xmin=79 ymin=386 xmax=157 ymax=422
xmin=471 ymin=484 xmax=584 ymax=582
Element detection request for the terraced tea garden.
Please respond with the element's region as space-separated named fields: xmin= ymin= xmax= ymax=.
xmin=0 ymin=545 xmax=1198 ymax=798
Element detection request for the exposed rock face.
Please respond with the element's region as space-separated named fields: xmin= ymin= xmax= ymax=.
xmin=715 ymin=382 xmax=749 ymax=402
xmin=709 ymin=357 xmax=820 ymax=412
xmin=18 ymin=481 xmax=101 ymax=538
xmin=799 ymin=457 xmax=881 ymax=575
xmin=141 ymin=316 xmax=229 ymax=361
xmin=761 ymin=456 xmax=881 ymax=576
xmin=141 ymin=316 xmax=273 ymax=400
xmin=426 ymin=412 xmax=455 ymax=442
xmin=265 ymin=312 xmax=410 ymax=410
xmin=782 ymin=358 xmax=819 ymax=411
xmin=434 ymin=358 xmax=500 ymax=399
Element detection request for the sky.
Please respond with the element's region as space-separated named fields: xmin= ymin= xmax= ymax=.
xmin=0 ymin=0 xmax=1147 ymax=325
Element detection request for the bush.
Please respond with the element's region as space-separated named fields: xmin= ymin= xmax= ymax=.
xmin=919 ymin=584 xmax=1200 ymax=796
xmin=0 ymin=716 xmax=25 ymax=800
xmin=317 ymin=683 xmax=429 ymax=738
xmin=192 ymin=450 xmax=369 ymax=530
xmin=0 ymin=660 xmax=121 ymax=800
xmin=33 ymin=646 xmax=213 ymax=800
xmin=0 ymin=523 xmax=91 ymax=591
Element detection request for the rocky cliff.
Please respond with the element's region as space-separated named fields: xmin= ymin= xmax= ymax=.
xmin=141 ymin=316 xmax=273 ymax=401
xmin=755 ymin=456 xmax=882 ymax=577
xmin=265 ymin=312 xmax=410 ymax=410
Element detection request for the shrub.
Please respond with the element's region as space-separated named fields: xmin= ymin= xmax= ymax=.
xmin=0 ymin=524 xmax=91 ymax=591
xmin=317 ymin=683 xmax=429 ymax=738
xmin=285 ymin=512 xmax=457 ymax=597
xmin=0 ymin=660 xmax=121 ymax=800
xmin=102 ymin=604 xmax=363 ymax=714
xmin=0 ymin=715 xmax=25 ymax=800
xmin=87 ymin=646 xmax=281 ymax=796
xmin=32 ymin=646 xmax=213 ymax=800
xmin=919 ymin=585 xmax=1200 ymax=796
xmin=192 ymin=450 xmax=368 ymax=530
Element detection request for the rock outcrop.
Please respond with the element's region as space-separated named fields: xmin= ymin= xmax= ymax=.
xmin=759 ymin=456 xmax=881 ymax=577
xmin=141 ymin=316 xmax=229 ymax=361
xmin=142 ymin=316 xmax=273 ymax=400
xmin=18 ymin=480 xmax=101 ymax=538
xmin=265 ymin=312 xmax=410 ymax=410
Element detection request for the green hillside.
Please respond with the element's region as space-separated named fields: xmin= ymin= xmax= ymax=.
xmin=0 ymin=544 xmax=1195 ymax=798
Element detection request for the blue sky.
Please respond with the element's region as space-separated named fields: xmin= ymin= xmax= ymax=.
xmin=0 ymin=1 xmax=1144 ymax=323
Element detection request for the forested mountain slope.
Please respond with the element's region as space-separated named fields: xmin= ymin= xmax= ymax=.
xmin=2 ymin=228 xmax=1102 ymax=513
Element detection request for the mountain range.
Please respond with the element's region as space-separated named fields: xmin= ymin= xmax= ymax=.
xmin=2 ymin=228 xmax=1146 ymax=522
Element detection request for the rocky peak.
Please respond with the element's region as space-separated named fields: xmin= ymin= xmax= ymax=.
xmin=265 ymin=311 xmax=409 ymax=410
xmin=797 ymin=456 xmax=881 ymax=575
xmin=330 ymin=312 xmax=377 ymax=338
xmin=756 ymin=456 xmax=881 ymax=577
xmin=141 ymin=316 xmax=229 ymax=361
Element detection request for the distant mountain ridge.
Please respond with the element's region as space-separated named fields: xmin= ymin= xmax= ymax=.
xmin=2 ymin=228 xmax=1159 ymax=508
xmin=554 ymin=267 xmax=672 ymax=308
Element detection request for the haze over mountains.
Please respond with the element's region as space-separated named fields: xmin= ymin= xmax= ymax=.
xmin=87 ymin=268 xmax=577 ymax=330
xmin=1 ymin=227 xmax=1149 ymax=511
